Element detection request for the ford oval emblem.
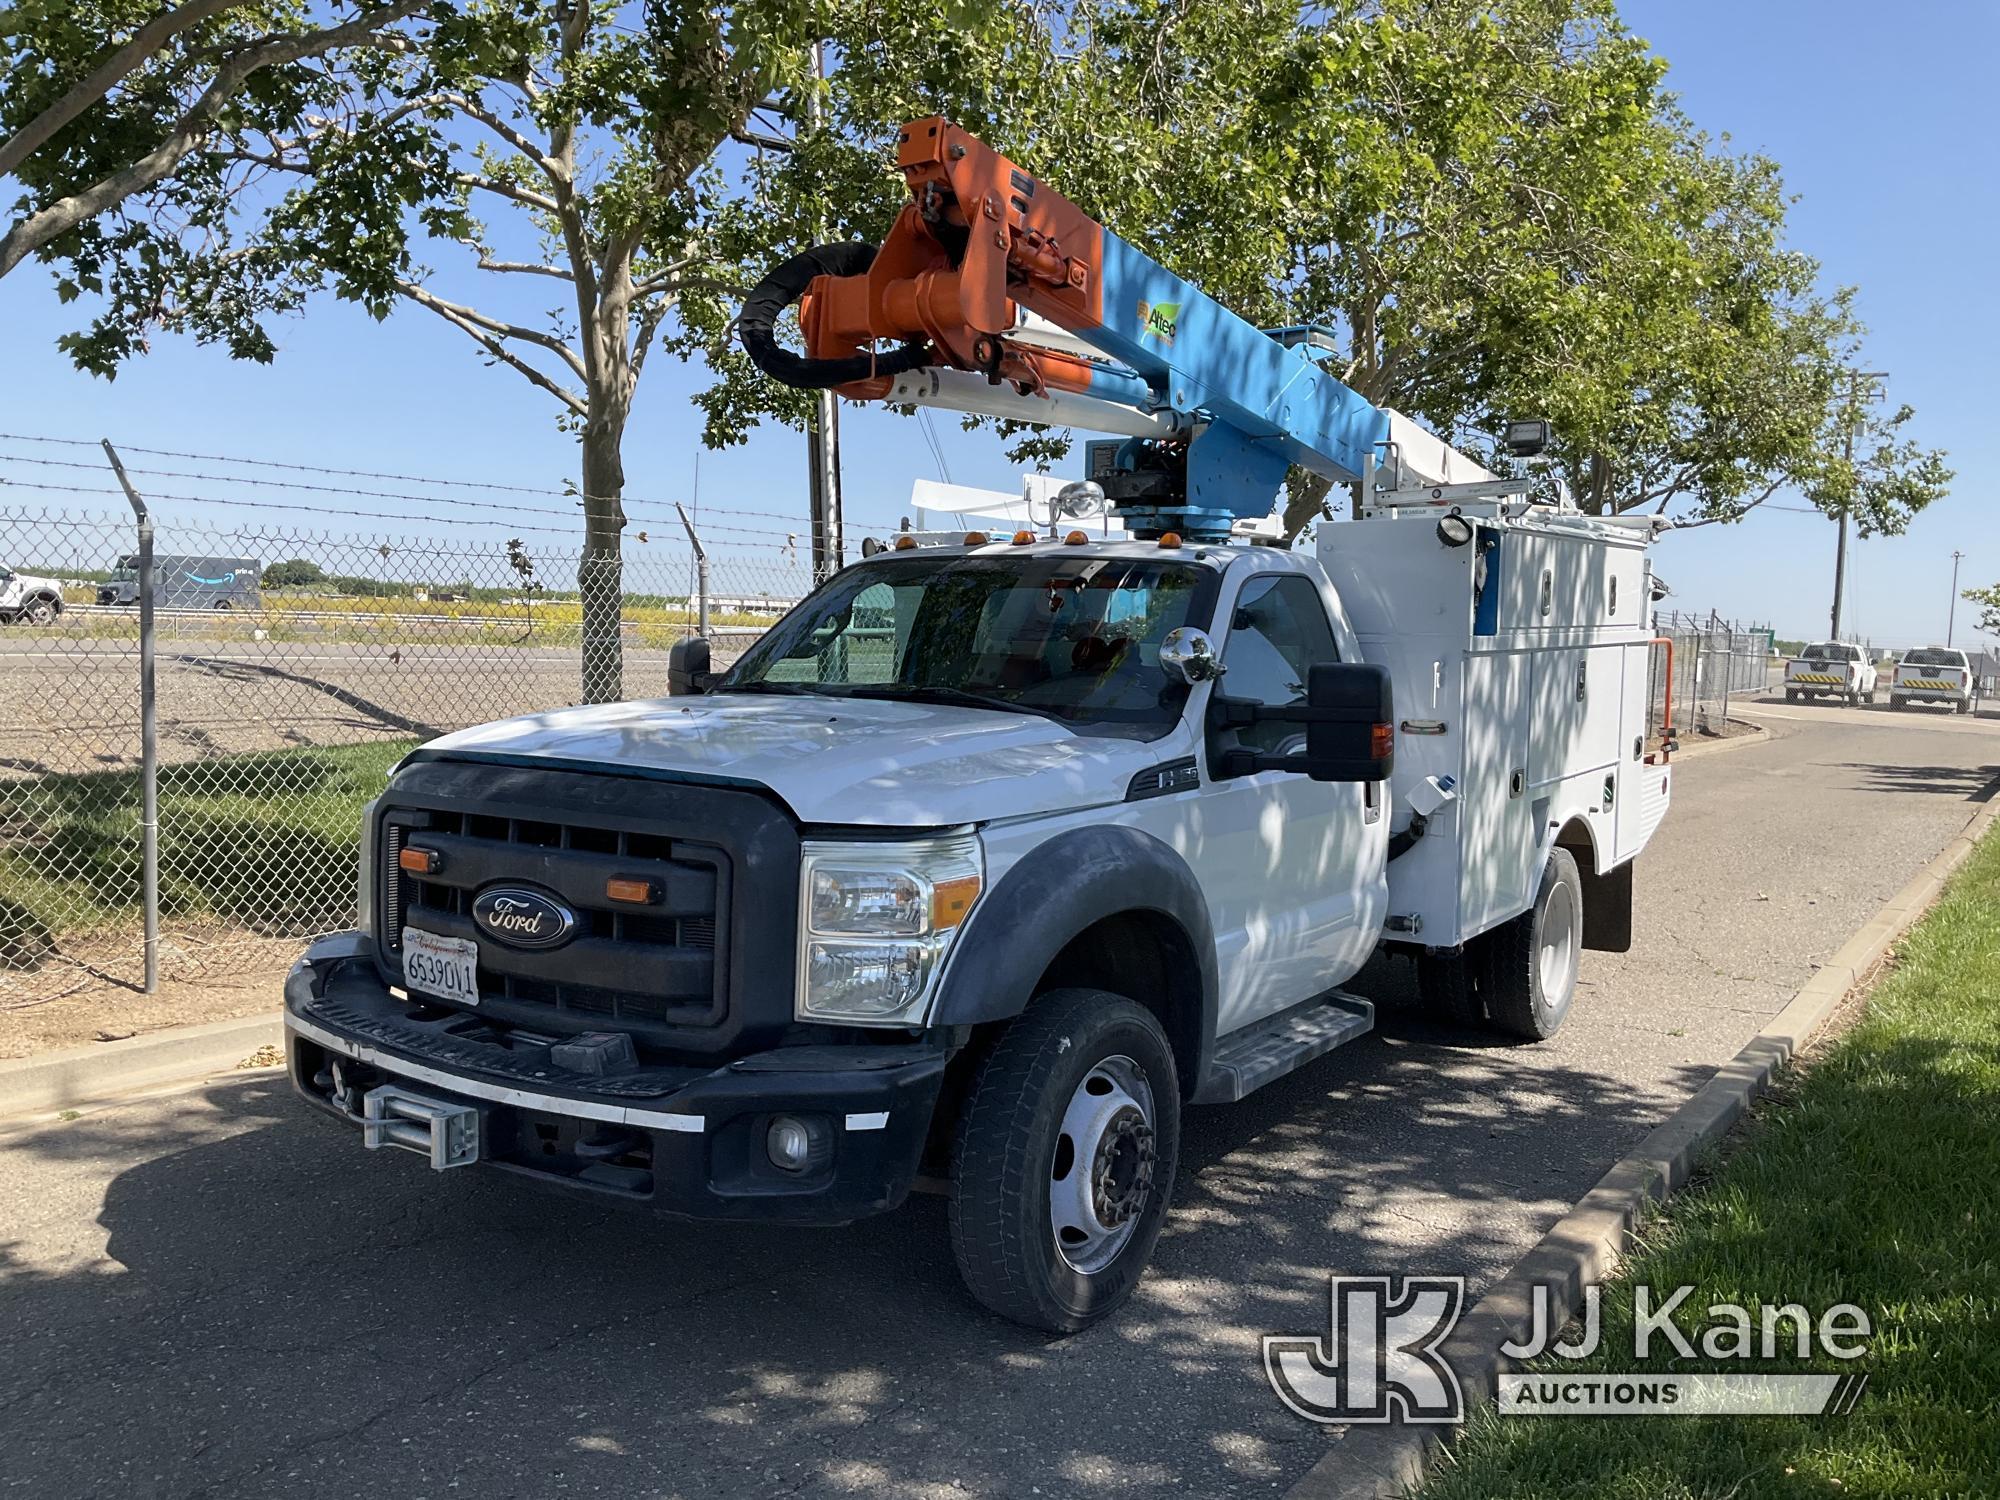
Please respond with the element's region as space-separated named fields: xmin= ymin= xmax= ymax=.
xmin=471 ymin=886 xmax=577 ymax=950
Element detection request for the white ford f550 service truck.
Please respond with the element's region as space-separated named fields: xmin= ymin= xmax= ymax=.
xmin=283 ymin=118 xmax=1677 ymax=1331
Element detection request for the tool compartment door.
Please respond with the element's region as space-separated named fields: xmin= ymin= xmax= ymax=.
xmin=1458 ymin=652 xmax=1534 ymax=935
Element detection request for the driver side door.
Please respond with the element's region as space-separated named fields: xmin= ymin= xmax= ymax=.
xmin=1198 ymin=572 xmax=1387 ymax=1033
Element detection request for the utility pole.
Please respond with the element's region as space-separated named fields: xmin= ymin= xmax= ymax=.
xmin=1829 ymin=369 xmax=1888 ymax=640
xmin=802 ymin=38 xmax=844 ymax=581
xmin=1948 ymin=549 xmax=1966 ymax=646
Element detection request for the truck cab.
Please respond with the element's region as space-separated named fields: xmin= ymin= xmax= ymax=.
xmin=284 ymin=505 xmax=1669 ymax=1332
xmin=1785 ymin=641 xmax=1878 ymax=705
xmin=0 ymin=564 xmax=64 ymax=626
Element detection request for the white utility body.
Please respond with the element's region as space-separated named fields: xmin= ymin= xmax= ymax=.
xmin=1321 ymin=498 xmax=1670 ymax=952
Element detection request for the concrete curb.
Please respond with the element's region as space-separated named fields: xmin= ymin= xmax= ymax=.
xmin=1667 ymin=721 xmax=1770 ymax=761
xmin=0 ymin=1012 xmax=282 ymax=1119
xmin=1286 ymin=792 xmax=2000 ymax=1500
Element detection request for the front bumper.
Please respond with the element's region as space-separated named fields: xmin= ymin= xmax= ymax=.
xmin=285 ymin=934 xmax=947 ymax=1225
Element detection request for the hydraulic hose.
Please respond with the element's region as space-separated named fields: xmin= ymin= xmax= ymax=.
xmin=738 ymin=242 xmax=932 ymax=390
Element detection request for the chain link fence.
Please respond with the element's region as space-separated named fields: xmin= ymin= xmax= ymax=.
xmin=0 ymin=495 xmax=813 ymax=1007
xmin=2 ymin=436 xmax=1790 ymax=1010
xmin=1649 ymin=610 xmax=1776 ymax=739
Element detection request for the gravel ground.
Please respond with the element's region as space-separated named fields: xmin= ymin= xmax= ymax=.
xmin=1 ymin=703 xmax=1995 ymax=1499
xmin=0 ymin=634 xmax=760 ymax=775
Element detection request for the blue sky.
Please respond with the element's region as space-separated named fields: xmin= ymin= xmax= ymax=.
xmin=0 ymin=0 xmax=1991 ymax=646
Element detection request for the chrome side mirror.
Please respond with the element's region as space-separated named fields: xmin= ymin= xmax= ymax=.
xmin=1159 ymin=627 xmax=1225 ymax=685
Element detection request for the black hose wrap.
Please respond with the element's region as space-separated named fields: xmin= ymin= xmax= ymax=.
xmin=737 ymin=242 xmax=933 ymax=390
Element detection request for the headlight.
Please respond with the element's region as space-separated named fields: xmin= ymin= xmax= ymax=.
xmin=797 ymin=833 xmax=982 ymax=1025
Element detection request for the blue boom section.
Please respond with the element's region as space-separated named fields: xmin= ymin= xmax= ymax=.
xmin=1086 ymin=234 xmax=1389 ymax=536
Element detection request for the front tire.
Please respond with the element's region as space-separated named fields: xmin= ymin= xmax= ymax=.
xmin=949 ymin=989 xmax=1180 ymax=1334
xmin=1483 ymin=848 xmax=1584 ymax=1042
xmin=22 ymin=598 xmax=57 ymax=627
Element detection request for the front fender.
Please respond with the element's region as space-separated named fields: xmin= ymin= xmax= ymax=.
xmin=933 ymin=824 xmax=1218 ymax=1051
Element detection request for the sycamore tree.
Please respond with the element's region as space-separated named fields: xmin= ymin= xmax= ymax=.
xmin=1967 ymin=587 xmax=2000 ymax=639
xmin=11 ymin=0 xmax=1029 ymax=702
xmin=14 ymin=0 xmax=1949 ymax=696
xmin=1 ymin=0 xmax=427 ymax=284
xmin=698 ymin=0 xmax=1949 ymax=539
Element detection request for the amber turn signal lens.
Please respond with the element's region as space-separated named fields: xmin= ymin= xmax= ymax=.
xmin=1064 ymin=530 xmax=1088 ymax=545
xmin=893 ymin=534 xmax=918 ymax=550
xmin=930 ymin=875 xmax=981 ymax=929
xmin=1157 ymin=532 xmax=1182 ymax=548
xmin=606 ymin=877 xmax=658 ymax=905
xmin=963 ymin=531 xmax=990 ymax=545
xmin=398 ymin=846 xmax=438 ymax=875
xmin=1011 ymin=529 xmax=1035 ymax=545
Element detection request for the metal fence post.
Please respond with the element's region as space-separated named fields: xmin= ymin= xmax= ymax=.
xmin=674 ymin=502 xmax=710 ymax=637
xmin=102 ymin=440 xmax=159 ymax=994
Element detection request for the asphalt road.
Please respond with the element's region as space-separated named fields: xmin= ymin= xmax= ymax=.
xmin=3 ymin=701 xmax=1996 ymax=1499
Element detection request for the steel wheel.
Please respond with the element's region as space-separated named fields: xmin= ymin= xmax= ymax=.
xmin=1049 ymin=1054 xmax=1157 ymax=1275
xmin=1536 ymin=878 xmax=1579 ymax=1014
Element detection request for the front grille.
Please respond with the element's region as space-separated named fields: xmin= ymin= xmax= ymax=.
xmin=381 ymin=806 xmax=731 ymax=1035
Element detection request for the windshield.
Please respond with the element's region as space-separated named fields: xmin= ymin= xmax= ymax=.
xmin=721 ymin=552 xmax=1217 ymax=736
xmin=1902 ymin=648 xmax=1965 ymax=667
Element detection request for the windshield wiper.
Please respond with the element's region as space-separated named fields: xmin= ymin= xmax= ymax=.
xmin=831 ymin=683 xmax=1059 ymax=722
xmin=715 ymin=680 xmax=831 ymax=697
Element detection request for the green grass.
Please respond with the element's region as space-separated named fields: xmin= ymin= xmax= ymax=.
xmin=1420 ymin=830 xmax=2000 ymax=1498
xmin=0 ymin=740 xmax=411 ymax=963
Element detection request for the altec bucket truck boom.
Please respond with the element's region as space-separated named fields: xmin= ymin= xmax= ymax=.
xmin=282 ymin=118 xmax=1675 ymax=1336
xmin=736 ymin=117 xmax=1490 ymax=540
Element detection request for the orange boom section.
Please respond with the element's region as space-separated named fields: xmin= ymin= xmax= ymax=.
xmin=796 ymin=118 xmax=1108 ymax=401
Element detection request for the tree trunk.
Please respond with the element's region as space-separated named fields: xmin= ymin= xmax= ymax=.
xmin=578 ymin=420 xmax=627 ymax=704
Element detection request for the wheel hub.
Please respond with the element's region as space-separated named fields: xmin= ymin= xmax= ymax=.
xmin=1050 ymin=1055 xmax=1157 ymax=1274
xmin=1090 ymin=1107 xmax=1156 ymax=1227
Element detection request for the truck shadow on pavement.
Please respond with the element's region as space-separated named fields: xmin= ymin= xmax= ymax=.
xmin=1831 ymin=763 xmax=2000 ymax=801
xmin=1 ymin=1015 xmax=1722 ymax=1500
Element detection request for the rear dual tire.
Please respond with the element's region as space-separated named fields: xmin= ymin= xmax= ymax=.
xmin=1415 ymin=848 xmax=1584 ymax=1043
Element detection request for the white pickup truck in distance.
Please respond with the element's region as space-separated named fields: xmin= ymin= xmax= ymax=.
xmin=1890 ymin=647 xmax=1975 ymax=714
xmin=0 ymin=564 xmax=64 ymax=626
xmin=1784 ymin=642 xmax=1877 ymax=706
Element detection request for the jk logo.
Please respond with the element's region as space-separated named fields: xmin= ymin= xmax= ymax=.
xmin=1263 ymin=1277 xmax=1466 ymax=1424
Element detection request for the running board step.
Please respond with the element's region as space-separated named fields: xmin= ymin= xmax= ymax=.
xmin=1195 ymin=992 xmax=1375 ymax=1104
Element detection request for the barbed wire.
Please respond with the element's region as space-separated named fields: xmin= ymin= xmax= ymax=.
xmin=0 ymin=431 xmax=906 ymax=532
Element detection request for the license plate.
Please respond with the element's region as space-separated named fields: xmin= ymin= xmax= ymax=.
xmin=401 ymin=926 xmax=480 ymax=1004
